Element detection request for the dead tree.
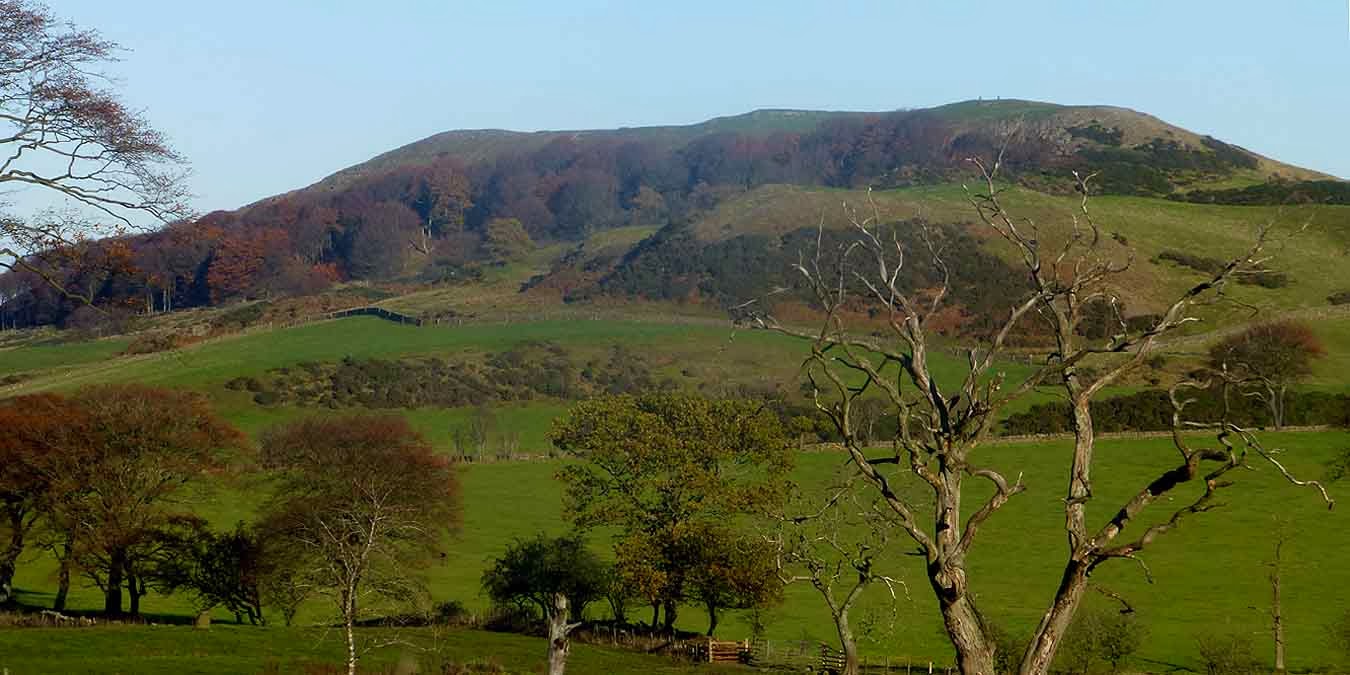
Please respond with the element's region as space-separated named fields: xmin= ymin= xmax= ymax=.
xmin=1 ymin=1 xmax=191 ymax=300
xmin=738 ymin=154 xmax=1334 ymax=675
xmin=547 ymin=592 xmax=583 ymax=675
xmin=768 ymin=479 xmax=905 ymax=675
xmin=1269 ymin=520 xmax=1290 ymax=675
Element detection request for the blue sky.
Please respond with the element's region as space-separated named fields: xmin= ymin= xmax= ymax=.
xmin=45 ymin=1 xmax=1350 ymax=213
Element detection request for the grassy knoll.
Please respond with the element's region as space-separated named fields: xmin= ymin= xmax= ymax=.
xmin=0 ymin=625 xmax=741 ymax=675
xmin=11 ymin=431 xmax=1349 ymax=672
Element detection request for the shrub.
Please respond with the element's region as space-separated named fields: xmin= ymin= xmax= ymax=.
xmin=224 ymin=376 xmax=260 ymax=391
xmin=123 ymin=332 xmax=184 ymax=355
xmin=1056 ymin=609 xmax=1146 ymax=674
xmin=432 ymin=600 xmax=471 ymax=626
xmin=481 ymin=604 xmax=538 ymax=634
xmin=252 ymin=390 xmax=281 ymax=406
xmin=985 ymin=621 xmax=1025 ymax=675
xmin=211 ymin=302 xmax=268 ymax=331
xmin=1330 ymin=290 xmax=1350 ymax=306
xmin=1196 ymin=632 xmax=1262 ymax=674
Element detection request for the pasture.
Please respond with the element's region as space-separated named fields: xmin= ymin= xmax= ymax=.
xmin=10 ymin=431 xmax=1349 ymax=672
xmin=3 ymin=315 xmax=1349 ymax=672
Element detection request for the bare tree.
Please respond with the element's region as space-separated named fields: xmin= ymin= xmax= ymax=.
xmin=767 ymin=478 xmax=905 ymax=675
xmin=1 ymin=0 xmax=190 ymax=300
xmin=546 ymin=592 xmax=582 ymax=675
xmin=738 ymin=154 xmax=1334 ymax=674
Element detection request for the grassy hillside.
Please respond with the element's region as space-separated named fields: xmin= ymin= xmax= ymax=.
xmin=566 ymin=182 xmax=1350 ymax=327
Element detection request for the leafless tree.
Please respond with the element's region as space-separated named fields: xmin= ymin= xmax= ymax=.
xmin=767 ymin=478 xmax=905 ymax=675
xmin=1 ymin=1 xmax=191 ymax=300
xmin=546 ymin=592 xmax=582 ymax=675
xmin=738 ymin=153 xmax=1334 ymax=674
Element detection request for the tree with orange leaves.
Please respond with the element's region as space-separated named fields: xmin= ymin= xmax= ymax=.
xmin=258 ymin=414 xmax=460 ymax=675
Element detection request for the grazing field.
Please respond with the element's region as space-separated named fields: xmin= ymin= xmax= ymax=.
xmin=11 ymin=431 xmax=1350 ymax=672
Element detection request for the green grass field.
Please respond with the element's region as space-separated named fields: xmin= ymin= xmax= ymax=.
xmin=3 ymin=307 xmax=1350 ymax=672
xmin=11 ymin=431 xmax=1350 ymax=673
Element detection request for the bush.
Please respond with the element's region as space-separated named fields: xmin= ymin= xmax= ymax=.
xmin=1330 ymin=291 xmax=1350 ymax=306
xmin=252 ymin=390 xmax=281 ymax=406
xmin=1056 ymin=609 xmax=1146 ymax=674
xmin=211 ymin=302 xmax=268 ymax=331
xmin=431 ymin=600 xmax=471 ymax=626
xmin=1196 ymin=632 xmax=1262 ymax=674
xmin=985 ymin=621 xmax=1025 ymax=675
xmin=123 ymin=332 xmax=187 ymax=355
xmin=480 ymin=604 xmax=539 ymax=634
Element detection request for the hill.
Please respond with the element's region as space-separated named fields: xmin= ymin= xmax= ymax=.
xmin=5 ymin=98 xmax=1348 ymax=340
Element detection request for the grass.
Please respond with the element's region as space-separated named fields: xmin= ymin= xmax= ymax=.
xmin=0 ymin=624 xmax=743 ymax=674
xmin=0 ymin=335 xmax=129 ymax=378
xmin=12 ymin=431 xmax=1350 ymax=672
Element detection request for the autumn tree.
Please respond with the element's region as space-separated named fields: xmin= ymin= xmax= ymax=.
xmin=483 ymin=217 xmax=535 ymax=263
xmin=0 ymin=393 xmax=90 ymax=605
xmin=259 ymin=414 xmax=461 ymax=675
xmin=0 ymin=0 xmax=190 ymax=299
xmin=737 ymin=160 xmax=1334 ymax=674
xmin=36 ymin=386 xmax=244 ymax=617
xmin=551 ymin=393 xmax=793 ymax=633
xmin=1208 ymin=319 xmax=1326 ymax=428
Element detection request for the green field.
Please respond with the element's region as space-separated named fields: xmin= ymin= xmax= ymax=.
xmin=11 ymin=432 xmax=1349 ymax=672
xmin=3 ymin=311 xmax=1350 ymax=672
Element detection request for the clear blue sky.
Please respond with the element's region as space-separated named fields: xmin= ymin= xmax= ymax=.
xmin=51 ymin=0 xmax=1350 ymax=213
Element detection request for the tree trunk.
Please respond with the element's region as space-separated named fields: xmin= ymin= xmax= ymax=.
xmin=834 ymin=607 xmax=861 ymax=675
xmin=1272 ymin=541 xmax=1286 ymax=675
xmin=547 ymin=593 xmax=574 ymax=675
xmin=104 ymin=548 xmax=126 ymax=616
xmin=939 ymin=590 xmax=996 ymax=675
xmin=344 ymin=590 xmax=358 ymax=675
xmin=1019 ymin=559 xmax=1091 ymax=675
xmin=53 ymin=538 xmax=73 ymax=612
xmin=705 ymin=601 xmax=719 ymax=637
xmin=0 ymin=509 xmax=26 ymax=605
xmin=661 ymin=598 xmax=679 ymax=633
xmin=650 ymin=602 xmax=660 ymax=630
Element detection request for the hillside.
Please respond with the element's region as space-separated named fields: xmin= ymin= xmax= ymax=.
xmin=5 ymin=98 xmax=1348 ymax=338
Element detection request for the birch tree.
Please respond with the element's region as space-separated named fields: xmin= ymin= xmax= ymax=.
xmin=259 ymin=415 xmax=461 ymax=675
